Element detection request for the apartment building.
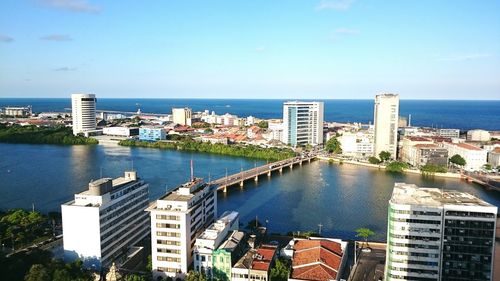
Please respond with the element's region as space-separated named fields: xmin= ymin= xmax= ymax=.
xmin=282 ymin=101 xmax=324 ymax=147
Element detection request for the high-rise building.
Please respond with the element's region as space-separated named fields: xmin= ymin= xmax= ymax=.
xmin=61 ymin=171 xmax=150 ymax=269
xmin=193 ymin=211 xmax=239 ymax=277
xmin=374 ymin=93 xmax=399 ymax=158
xmin=172 ymin=107 xmax=193 ymax=126
xmin=282 ymin=101 xmax=324 ymax=147
xmin=385 ymin=183 xmax=497 ymax=281
xmin=147 ymin=177 xmax=217 ymax=279
xmin=71 ymin=93 xmax=97 ymax=136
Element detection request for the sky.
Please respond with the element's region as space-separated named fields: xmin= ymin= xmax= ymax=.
xmin=0 ymin=0 xmax=499 ymax=99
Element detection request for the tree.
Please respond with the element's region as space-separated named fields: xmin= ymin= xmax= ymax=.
xmin=368 ymin=156 xmax=381 ymax=164
xmin=24 ymin=264 xmax=50 ymax=281
xmin=449 ymin=154 xmax=466 ymax=167
xmin=483 ymin=164 xmax=492 ymax=171
xmin=385 ymin=161 xmax=409 ymax=173
xmin=146 ymin=254 xmax=152 ymax=271
xmin=355 ymin=228 xmax=375 ymax=248
xmin=325 ymin=137 xmax=342 ymax=154
xmin=186 ymin=271 xmax=207 ymax=281
xmin=52 ymin=269 xmax=72 ymax=281
xmin=420 ymin=164 xmax=447 ymax=174
xmin=125 ymin=274 xmax=147 ymax=281
xmin=270 ymin=258 xmax=290 ymax=281
xmin=246 ymin=218 xmax=263 ymax=233
xmin=257 ymin=121 xmax=268 ymax=129
xmin=379 ymin=151 xmax=391 ymax=162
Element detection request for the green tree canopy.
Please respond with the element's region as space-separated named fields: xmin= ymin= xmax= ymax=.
xmin=24 ymin=264 xmax=50 ymax=281
xmin=124 ymin=274 xmax=147 ymax=281
xmin=186 ymin=271 xmax=207 ymax=281
xmin=356 ymin=227 xmax=375 ymax=248
xmin=420 ymin=164 xmax=447 ymax=174
xmin=368 ymin=156 xmax=381 ymax=164
xmin=449 ymin=154 xmax=466 ymax=167
xmin=270 ymin=258 xmax=290 ymax=281
xmin=325 ymin=137 xmax=342 ymax=154
xmin=385 ymin=161 xmax=409 ymax=173
xmin=378 ymin=151 xmax=391 ymax=162
xmin=257 ymin=121 xmax=268 ymax=129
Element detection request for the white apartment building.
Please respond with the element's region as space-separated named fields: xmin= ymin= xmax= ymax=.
xmin=147 ymin=178 xmax=217 ymax=279
xmin=61 ymin=171 xmax=150 ymax=269
xmin=172 ymin=107 xmax=192 ymax=126
xmin=400 ymin=136 xmax=434 ymax=164
xmin=386 ymin=183 xmax=497 ymax=281
xmin=441 ymin=142 xmax=487 ymax=171
xmin=437 ymin=129 xmax=460 ymax=139
xmin=267 ymin=121 xmax=284 ymax=143
xmin=338 ymin=131 xmax=374 ymax=157
xmin=282 ymin=101 xmax=324 ymax=147
xmin=488 ymin=147 xmax=500 ymax=168
xmin=374 ymin=93 xmax=399 ymax=158
xmin=193 ymin=211 xmax=239 ymax=276
xmin=71 ymin=93 xmax=96 ymax=136
xmin=467 ymin=129 xmax=491 ymax=142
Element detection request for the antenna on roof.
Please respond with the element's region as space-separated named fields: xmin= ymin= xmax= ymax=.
xmin=100 ymin=166 xmax=103 ymax=178
xmin=131 ymin=159 xmax=134 ymax=171
xmin=190 ymin=158 xmax=194 ymax=182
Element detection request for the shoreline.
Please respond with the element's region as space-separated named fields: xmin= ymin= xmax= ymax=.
xmin=317 ymin=155 xmax=462 ymax=179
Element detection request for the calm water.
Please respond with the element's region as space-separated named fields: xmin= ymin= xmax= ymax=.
xmin=1 ymin=143 xmax=499 ymax=241
xmin=1 ymin=98 xmax=499 ymax=131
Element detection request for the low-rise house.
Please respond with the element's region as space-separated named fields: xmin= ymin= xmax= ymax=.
xmin=232 ymin=244 xmax=278 ymax=281
xmin=212 ymin=231 xmax=247 ymax=280
xmin=289 ymin=238 xmax=347 ymax=281
xmin=201 ymin=135 xmax=229 ymax=145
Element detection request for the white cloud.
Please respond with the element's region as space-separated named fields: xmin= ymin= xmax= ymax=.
xmin=0 ymin=35 xmax=14 ymax=43
xmin=40 ymin=34 xmax=73 ymax=41
xmin=40 ymin=0 xmax=101 ymax=14
xmin=316 ymin=0 xmax=355 ymax=11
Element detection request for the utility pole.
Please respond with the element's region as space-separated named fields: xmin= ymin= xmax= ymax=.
xmin=318 ymin=223 xmax=323 ymax=235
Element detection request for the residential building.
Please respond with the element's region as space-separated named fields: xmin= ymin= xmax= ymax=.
xmin=410 ymin=144 xmax=448 ymax=167
xmin=289 ymin=238 xmax=348 ymax=281
xmin=212 ymin=230 xmax=247 ymax=281
xmin=147 ymin=177 xmax=217 ymax=279
xmin=200 ymin=135 xmax=228 ymax=145
xmin=385 ymin=183 xmax=497 ymax=281
xmin=71 ymin=93 xmax=96 ymax=136
xmin=437 ymin=129 xmax=460 ymax=139
xmin=441 ymin=142 xmax=487 ymax=171
xmin=282 ymin=101 xmax=324 ymax=147
xmin=467 ymin=129 xmax=491 ymax=142
xmin=172 ymin=107 xmax=192 ymax=126
xmin=232 ymin=244 xmax=278 ymax=281
xmin=102 ymin=127 xmax=139 ymax=137
xmin=400 ymin=136 xmax=434 ymax=165
xmin=61 ymin=171 xmax=150 ymax=269
xmin=338 ymin=131 xmax=374 ymax=157
xmin=193 ymin=211 xmax=239 ymax=277
xmin=488 ymin=147 xmax=500 ymax=168
xmin=139 ymin=127 xmax=166 ymax=141
xmin=374 ymin=93 xmax=399 ymax=158
xmin=267 ymin=121 xmax=284 ymax=143
xmin=3 ymin=106 xmax=32 ymax=117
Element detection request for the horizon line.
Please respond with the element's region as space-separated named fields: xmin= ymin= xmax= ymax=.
xmin=1 ymin=97 xmax=500 ymax=101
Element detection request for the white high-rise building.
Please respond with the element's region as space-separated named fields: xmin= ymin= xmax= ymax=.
xmin=172 ymin=107 xmax=193 ymax=126
xmin=282 ymin=101 xmax=324 ymax=147
xmin=71 ymin=93 xmax=96 ymax=136
xmin=61 ymin=171 xmax=150 ymax=269
xmin=385 ymin=183 xmax=497 ymax=281
xmin=374 ymin=93 xmax=399 ymax=158
xmin=193 ymin=211 xmax=239 ymax=277
xmin=147 ymin=177 xmax=217 ymax=279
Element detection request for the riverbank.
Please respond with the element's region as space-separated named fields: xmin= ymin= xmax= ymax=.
xmin=318 ymin=155 xmax=461 ymax=179
xmin=118 ymin=139 xmax=296 ymax=161
xmin=0 ymin=124 xmax=98 ymax=145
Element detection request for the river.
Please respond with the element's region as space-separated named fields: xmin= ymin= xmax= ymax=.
xmin=1 ymin=143 xmax=499 ymax=241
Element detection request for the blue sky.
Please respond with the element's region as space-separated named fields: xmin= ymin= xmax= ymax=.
xmin=1 ymin=0 xmax=499 ymax=99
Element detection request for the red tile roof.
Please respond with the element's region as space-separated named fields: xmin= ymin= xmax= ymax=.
xmin=406 ymin=136 xmax=432 ymax=142
xmin=455 ymin=143 xmax=482 ymax=151
xmin=414 ymin=144 xmax=439 ymax=148
xmin=291 ymin=240 xmax=344 ymax=281
xmin=250 ymin=245 xmax=277 ymax=272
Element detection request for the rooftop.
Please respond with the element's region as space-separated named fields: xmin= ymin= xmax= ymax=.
xmin=291 ymin=239 xmax=344 ymax=281
xmin=405 ymin=136 xmax=432 ymax=142
xmin=455 ymin=142 xmax=483 ymax=151
xmin=159 ymin=177 xmax=207 ymax=202
xmin=198 ymin=211 xmax=239 ymax=240
xmin=217 ymin=230 xmax=246 ymax=252
xmin=234 ymin=244 xmax=277 ymax=272
xmin=391 ymin=182 xmax=494 ymax=207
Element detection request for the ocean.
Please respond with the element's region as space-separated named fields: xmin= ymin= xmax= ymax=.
xmin=0 ymin=98 xmax=499 ymax=131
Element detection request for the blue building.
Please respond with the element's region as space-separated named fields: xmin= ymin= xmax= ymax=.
xmin=139 ymin=127 xmax=166 ymax=141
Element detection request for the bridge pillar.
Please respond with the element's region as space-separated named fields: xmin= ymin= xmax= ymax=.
xmin=290 ymin=164 xmax=293 ymax=170
xmin=279 ymin=167 xmax=283 ymax=173
xmin=267 ymin=171 xmax=271 ymax=177
xmin=299 ymin=161 xmax=302 ymax=166
xmin=223 ymin=186 xmax=227 ymax=193
xmin=254 ymin=176 xmax=258 ymax=182
xmin=308 ymin=158 xmax=311 ymax=163
xmin=240 ymin=181 xmax=244 ymax=187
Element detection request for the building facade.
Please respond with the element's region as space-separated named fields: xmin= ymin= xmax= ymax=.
xmin=139 ymin=127 xmax=166 ymax=141
xmin=374 ymin=93 xmax=399 ymax=158
xmin=2 ymin=106 xmax=32 ymax=117
xmin=61 ymin=171 xmax=150 ymax=269
xmin=71 ymin=93 xmax=97 ymax=136
xmin=102 ymin=127 xmax=139 ymax=137
xmin=467 ymin=130 xmax=491 ymax=142
xmin=193 ymin=211 xmax=239 ymax=277
xmin=437 ymin=129 xmax=460 ymax=139
xmin=212 ymin=230 xmax=247 ymax=281
xmin=147 ymin=178 xmax=217 ymax=279
xmin=282 ymin=101 xmax=324 ymax=147
xmin=338 ymin=131 xmax=374 ymax=157
xmin=488 ymin=147 xmax=500 ymax=168
xmin=385 ymin=183 xmax=497 ymax=281
xmin=441 ymin=142 xmax=487 ymax=171
xmin=172 ymin=107 xmax=193 ymax=126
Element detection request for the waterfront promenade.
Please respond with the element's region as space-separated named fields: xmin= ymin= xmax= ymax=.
xmin=210 ymin=155 xmax=316 ymax=192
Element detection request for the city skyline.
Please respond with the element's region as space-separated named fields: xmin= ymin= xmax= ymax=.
xmin=1 ymin=0 xmax=499 ymax=99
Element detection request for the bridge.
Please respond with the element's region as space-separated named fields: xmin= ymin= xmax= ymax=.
xmin=461 ymin=172 xmax=500 ymax=192
xmin=210 ymin=155 xmax=317 ymax=192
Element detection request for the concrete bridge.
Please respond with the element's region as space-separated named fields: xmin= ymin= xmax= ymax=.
xmin=461 ymin=172 xmax=500 ymax=192
xmin=210 ymin=155 xmax=317 ymax=192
